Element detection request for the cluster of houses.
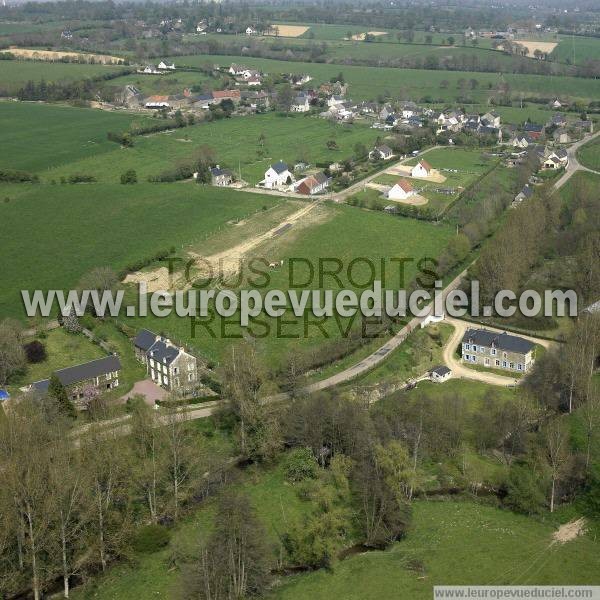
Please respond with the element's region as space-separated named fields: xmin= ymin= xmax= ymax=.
xmin=24 ymin=329 xmax=200 ymax=409
xmin=228 ymin=64 xmax=263 ymax=86
xmin=259 ymin=160 xmax=331 ymax=195
xmin=140 ymin=88 xmax=243 ymax=110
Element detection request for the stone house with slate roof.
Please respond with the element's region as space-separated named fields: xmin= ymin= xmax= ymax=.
xmin=134 ymin=330 xmax=198 ymax=394
xmin=461 ymin=329 xmax=535 ymax=373
xmin=30 ymin=355 xmax=122 ymax=406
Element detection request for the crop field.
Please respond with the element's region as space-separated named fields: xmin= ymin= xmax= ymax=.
xmin=0 ymin=183 xmax=285 ymax=320
xmin=123 ymin=202 xmax=453 ymax=365
xmin=0 ymin=102 xmax=154 ymax=172
xmin=171 ymin=54 xmax=600 ymax=103
xmin=46 ymin=113 xmax=382 ymax=184
xmin=0 ymin=59 xmax=126 ymax=93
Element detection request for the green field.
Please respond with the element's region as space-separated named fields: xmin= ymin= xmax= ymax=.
xmin=103 ymin=70 xmax=215 ymax=96
xmin=0 ymin=102 xmax=153 ymax=172
xmin=123 ymin=202 xmax=454 ymax=365
xmin=0 ymin=59 xmax=126 ymax=93
xmin=170 ymin=54 xmax=600 ymax=103
xmin=577 ymin=135 xmax=600 ymax=171
xmin=552 ymin=35 xmax=600 ymax=65
xmin=272 ymin=500 xmax=600 ymax=599
xmin=45 ymin=112 xmax=381 ymax=184
xmin=0 ymin=183 xmax=285 ymax=320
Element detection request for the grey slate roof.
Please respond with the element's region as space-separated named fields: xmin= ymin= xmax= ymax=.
xmin=148 ymin=339 xmax=180 ymax=365
xmin=271 ymin=161 xmax=289 ymax=174
xmin=134 ymin=328 xmax=157 ymax=352
xmin=431 ymin=365 xmax=451 ymax=376
xmin=32 ymin=355 xmax=122 ymax=392
xmin=461 ymin=328 xmax=534 ymax=354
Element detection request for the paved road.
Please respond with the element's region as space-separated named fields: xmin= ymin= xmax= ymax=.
xmin=553 ymin=130 xmax=600 ymax=191
xmin=442 ymin=317 xmax=555 ymax=388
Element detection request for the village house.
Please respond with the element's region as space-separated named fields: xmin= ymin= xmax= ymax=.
xmin=553 ymin=128 xmax=571 ymax=144
xmin=157 ymin=61 xmax=176 ymax=70
xmin=30 ymin=355 xmax=122 ymax=407
xmin=291 ymin=94 xmax=310 ymax=112
xmin=241 ymin=90 xmax=271 ymax=110
xmin=246 ymin=26 xmax=257 ymax=35
xmin=262 ymin=161 xmax=294 ymax=189
xmin=369 ymin=145 xmax=393 ymax=160
xmin=411 ymin=160 xmax=432 ymax=178
xmin=196 ymin=20 xmax=208 ymax=33
xmin=510 ymin=135 xmax=531 ymax=149
xmin=481 ymin=110 xmax=501 ymax=128
xmin=134 ymin=329 xmax=198 ymax=394
xmin=295 ymin=172 xmax=330 ymax=195
xmin=513 ymin=184 xmax=534 ymax=206
xmin=461 ymin=329 xmax=535 ymax=373
xmin=387 ymin=178 xmax=415 ymax=201
xmin=210 ymin=166 xmax=234 ymax=186
xmin=140 ymin=65 xmax=163 ymax=75
xmin=212 ymin=89 xmax=241 ymax=104
xmin=115 ymin=85 xmax=143 ymax=108
xmin=523 ymin=122 xmax=545 ymax=140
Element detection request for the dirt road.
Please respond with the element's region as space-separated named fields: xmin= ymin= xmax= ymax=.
xmin=553 ymin=130 xmax=600 ymax=191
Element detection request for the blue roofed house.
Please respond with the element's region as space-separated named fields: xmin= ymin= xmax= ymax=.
xmin=134 ymin=329 xmax=198 ymax=394
xmin=261 ymin=161 xmax=295 ymax=189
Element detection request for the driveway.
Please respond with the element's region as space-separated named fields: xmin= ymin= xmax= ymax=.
xmin=553 ymin=130 xmax=600 ymax=191
xmin=120 ymin=379 xmax=168 ymax=406
xmin=442 ymin=317 xmax=555 ymax=387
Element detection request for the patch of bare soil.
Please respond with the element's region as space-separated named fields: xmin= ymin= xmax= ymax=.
xmin=552 ymin=518 xmax=586 ymax=544
xmin=386 ymin=165 xmax=447 ymax=183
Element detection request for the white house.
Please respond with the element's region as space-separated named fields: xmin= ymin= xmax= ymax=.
xmin=291 ymin=95 xmax=310 ymax=112
xmin=411 ymin=160 xmax=432 ymax=178
xmin=430 ymin=366 xmax=452 ymax=383
xmin=157 ymin=61 xmax=175 ymax=70
xmin=369 ymin=145 xmax=393 ymax=160
xmin=387 ymin=178 xmax=415 ymax=201
xmin=196 ymin=21 xmax=207 ymax=33
xmin=262 ymin=161 xmax=294 ymax=189
xmin=246 ymin=26 xmax=256 ymax=35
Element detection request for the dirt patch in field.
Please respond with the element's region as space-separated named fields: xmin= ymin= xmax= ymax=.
xmin=388 ymin=193 xmax=428 ymax=206
xmin=386 ymin=165 xmax=447 ymax=183
xmin=123 ymin=267 xmax=178 ymax=293
xmin=552 ymin=518 xmax=586 ymax=544
xmin=350 ymin=31 xmax=388 ymax=41
xmin=266 ymin=25 xmax=310 ymax=38
xmin=4 ymin=47 xmax=124 ymax=64
xmin=513 ymin=40 xmax=557 ymax=55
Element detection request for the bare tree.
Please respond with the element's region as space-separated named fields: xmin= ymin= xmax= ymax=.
xmin=544 ymin=420 xmax=570 ymax=513
xmin=0 ymin=318 xmax=26 ymax=386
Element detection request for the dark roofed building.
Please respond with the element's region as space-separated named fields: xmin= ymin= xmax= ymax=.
xmin=430 ymin=365 xmax=452 ymax=382
xmin=461 ymin=328 xmax=535 ymax=373
xmin=30 ymin=355 xmax=122 ymax=406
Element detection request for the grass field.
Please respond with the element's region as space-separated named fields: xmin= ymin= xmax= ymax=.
xmin=170 ymin=54 xmax=600 ymax=103
xmin=123 ymin=202 xmax=454 ymax=365
xmin=271 ymin=500 xmax=600 ymax=599
xmin=552 ymin=34 xmax=600 ymax=65
xmin=45 ymin=112 xmax=381 ymax=184
xmin=0 ymin=102 xmax=153 ymax=172
xmin=0 ymin=59 xmax=126 ymax=93
xmin=0 ymin=183 xmax=285 ymax=320
xmin=576 ymin=135 xmax=600 ymax=171
xmin=103 ymin=70 xmax=215 ymax=96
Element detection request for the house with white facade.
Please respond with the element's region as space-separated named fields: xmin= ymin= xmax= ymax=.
xmin=261 ymin=161 xmax=294 ymax=189
xmin=411 ymin=160 xmax=432 ymax=178
xmin=157 ymin=61 xmax=176 ymax=70
xmin=291 ymin=94 xmax=310 ymax=112
xmin=387 ymin=178 xmax=415 ymax=201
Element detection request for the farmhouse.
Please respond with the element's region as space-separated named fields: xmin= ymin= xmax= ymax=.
xmin=262 ymin=161 xmax=294 ymax=188
xmin=134 ymin=329 xmax=198 ymax=394
xmin=157 ymin=61 xmax=176 ymax=70
xmin=481 ymin=111 xmax=501 ymax=128
xmin=523 ymin=122 xmax=544 ymax=140
xmin=461 ymin=328 xmax=535 ymax=373
xmin=115 ymin=85 xmax=143 ymax=108
xmin=140 ymin=65 xmax=163 ymax=75
xmin=212 ymin=89 xmax=241 ymax=104
xmin=387 ymin=178 xmax=415 ymax=201
xmin=30 ymin=355 xmax=122 ymax=406
xmin=210 ymin=166 xmax=234 ymax=186
xmin=553 ymin=129 xmax=571 ymax=144
xmin=411 ymin=160 xmax=432 ymax=178
xmin=514 ymin=184 xmax=533 ymax=204
xmin=295 ymin=172 xmax=330 ymax=195
xmin=369 ymin=145 xmax=393 ymax=160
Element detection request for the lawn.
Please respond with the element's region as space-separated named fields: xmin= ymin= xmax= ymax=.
xmin=102 ymin=70 xmax=215 ymax=96
xmin=0 ymin=183 xmax=286 ymax=320
xmin=0 ymin=102 xmax=153 ymax=172
xmin=7 ymin=327 xmax=106 ymax=393
xmin=270 ymin=500 xmax=600 ymax=599
xmin=169 ymin=54 xmax=600 ymax=103
xmin=123 ymin=202 xmax=454 ymax=367
xmin=552 ymin=34 xmax=600 ymax=66
xmin=0 ymin=59 xmax=126 ymax=93
xmin=46 ymin=112 xmax=381 ymax=185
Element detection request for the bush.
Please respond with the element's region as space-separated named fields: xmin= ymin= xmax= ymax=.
xmin=23 ymin=340 xmax=47 ymax=364
xmin=283 ymin=448 xmax=318 ymax=483
xmin=0 ymin=169 xmax=39 ymax=183
xmin=132 ymin=524 xmax=171 ymax=553
xmin=120 ymin=169 xmax=138 ymax=184
xmin=67 ymin=174 xmax=97 ymax=184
